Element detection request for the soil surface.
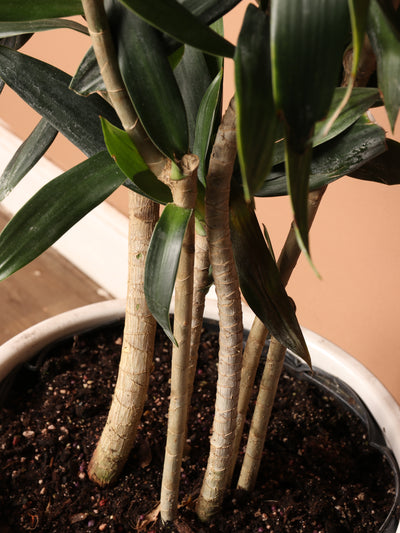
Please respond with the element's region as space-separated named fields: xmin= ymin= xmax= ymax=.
xmin=0 ymin=321 xmax=398 ymax=532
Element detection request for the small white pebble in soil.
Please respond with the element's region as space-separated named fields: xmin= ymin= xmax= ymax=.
xmin=22 ymin=430 xmax=35 ymax=439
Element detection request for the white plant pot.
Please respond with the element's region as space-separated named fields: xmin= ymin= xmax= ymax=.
xmin=0 ymin=298 xmax=399 ymax=531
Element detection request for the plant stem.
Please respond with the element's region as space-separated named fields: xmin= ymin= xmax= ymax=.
xmin=196 ymin=99 xmax=243 ymax=522
xmin=237 ymin=337 xmax=287 ymax=492
xmin=187 ymin=231 xmax=210 ymax=413
xmin=226 ymin=315 xmax=269 ymax=486
xmin=230 ymin=186 xmax=327 ymax=487
xmin=160 ymin=154 xmax=198 ymax=523
xmin=89 ymin=193 xmax=159 ymax=485
xmin=82 ymin=0 xmax=166 ymax=485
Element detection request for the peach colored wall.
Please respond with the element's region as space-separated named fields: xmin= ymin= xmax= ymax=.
xmin=1 ymin=8 xmax=399 ymax=404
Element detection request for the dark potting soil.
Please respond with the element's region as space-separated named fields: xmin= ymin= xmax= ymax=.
xmin=0 ymin=321 xmax=398 ymax=533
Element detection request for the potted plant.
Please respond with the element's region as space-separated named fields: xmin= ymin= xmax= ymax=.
xmin=0 ymin=0 xmax=400 ymax=530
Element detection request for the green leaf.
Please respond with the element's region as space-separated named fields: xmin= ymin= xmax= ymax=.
xmin=0 ymin=46 xmax=121 ymax=157
xmin=0 ymin=119 xmax=58 ymax=201
xmin=193 ymin=70 xmax=223 ymax=186
xmin=118 ymin=0 xmax=235 ymax=58
xmin=145 ymin=203 xmax=192 ymax=344
xmin=180 ymin=0 xmax=241 ymax=26
xmin=109 ymin=1 xmax=188 ymax=159
xmin=258 ymin=117 xmax=386 ymax=196
xmin=0 ymin=1 xmax=83 ymax=21
xmin=101 ymin=118 xmax=173 ymax=204
xmin=270 ymin=0 xmax=350 ymax=253
xmin=70 ymin=47 xmax=106 ymax=96
xmin=271 ymin=0 xmax=350 ymax=142
xmin=368 ymin=0 xmax=400 ymax=130
xmin=319 ymin=0 xmax=371 ymax=138
xmin=174 ymin=45 xmax=213 ymax=149
xmin=0 ymin=151 xmax=126 ymax=281
xmin=0 ymin=18 xmax=88 ymax=38
xmin=235 ymin=5 xmax=278 ymax=201
xmin=273 ymin=87 xmax=381 ymax=166
xmin=349 ymin=138 xmax=400 ymax=185
xmin=230 ymin=192 xmax=311 ymax=365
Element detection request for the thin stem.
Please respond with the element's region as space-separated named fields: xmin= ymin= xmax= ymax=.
xmin=229 ymin=186 xmax=327 ymax=487
xmin=160 ymin=154 xmax=198 ymax=522
xmin=196 ymin=99 xmax=243 ymax=522
xmin=237 ymin=338 xmax=287 ymax=492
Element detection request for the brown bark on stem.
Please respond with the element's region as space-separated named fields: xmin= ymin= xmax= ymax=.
xmin=196 ymin=99 xmax=243 ymax=522
xmin=160 ymin=155 xmax=198 ymax=522
xmin=237 ymin=338 xmax=287 ymax=492
xmin=82 ymin=0 xmax=166 ymax=486
xmin=229 ymin=186 xmax=327 ymax=488
xmin=89 ymin=194 xmax=159 ymax=485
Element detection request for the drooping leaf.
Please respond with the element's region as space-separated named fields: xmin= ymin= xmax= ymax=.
xmin=368 ymin=0 xmax=400 ymax=130
xmin=349 ymin=138 xmax=400 ymax=185
xmin=108 ymin=1 xmax=188 ymax=159
xmin=174 ymin=45 xmax=212 ymax=149
xmin=0 ymin=19 xmax=88 ymax=38
xmin=230 ymin=191 xmax=311 ymax=365
xmin=70 ymin=47 xmax=106 ymax=96
xmin=0 ymin=46 xmax=121 ymax=157
xmin=235 ymin=5 xmax=278 ymax=201
xmin=0 ymin=1 xmax=83 ymax=21
xmin=0 ymin=151 xmax=126 ymax=281
xmin=320 ymin=0 xmax=371 ymax=138
xmin=101 ymin=118 xmax=173 ymax=204
xmin=270 ymin=0 xmax=350 ymax=254
xmin=144 ymin=203 xmax=192 ymax=344
xmin=0 ymin=34 xmax=31 ymax=94
xmin=118 ymin=0 xmax=235 ymax=58
xmin=193 ymin=70 xmax=223 ymax=186
xmin=258 ymin=117 xmax=386 ymax=197
xmin=273 ymin=87 xmax=381 ymax=166
xmin=0 ymin=119 xmax=58 ymax=201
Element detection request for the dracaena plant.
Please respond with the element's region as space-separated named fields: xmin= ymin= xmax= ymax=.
xmin=1 ymin=0 xmax=400 ymax=525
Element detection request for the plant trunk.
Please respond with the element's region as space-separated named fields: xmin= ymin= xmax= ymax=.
xmin=237 ymin=337 xmax=287 ymax=491
xmin=88 ymin=193 xmax=159 ymax=485
xmin=226 ymin=315 xmax=268 ymax=486
xmin=160 ymin=154 xmax=198 ymax=522
xmin=196 ymin=99 xmax=243 ymax=522
xmin=231 ymin=186 xmax=327 ymax=487
xmin=83 ymin=0 xmax=166 ymax=485
xmin=187 ymin=231 xmax=210 ymax=411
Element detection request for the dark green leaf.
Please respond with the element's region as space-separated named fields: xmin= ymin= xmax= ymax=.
xmin=108 ymin=1 xmax=188 ymax=159
xmin=270 ymin=0 xmax=350 ymax=253
xmin=273 ymin=87 xmax=381 ymax=166
xmin=174 ymin=46 xmax=212 ymax=149
xmin=193 ymin=70 xmax=223 ymax=186
xmin=180 ymin=0 xmax=241 ymax=26
xmin=0 ymin=119 xmax=58 ymax=201
xmin=0 ymin=46 xmax=120 ymax=157
xmin=271 ymin=0 xmax=350 ymax=142
xmin=0 ymin=151 xmax=126 ymax=281
xmin=230 ymin=192 xmax=311 ymax=365
xmin=70 ymin=47 xmax=106 ymax=96
xmin=101 ymin=118 xmax=173 ymax=204
xmin=0 ymin=1 xmax=83 ymax=21
xmin=258 ymin=117 xmax=386 ymax=196
xmin=349 ymin=138 xmax=400 ymax=185
xmin=145 ymin=203 xmax=192 ymax=344
xmin=118 ymin=0 xmax=235 ymax=58
xmin=235 ymin=5 xmax=278 ymax=201
xmin=368 ymin=0 xmax=400 ymax=130
xmin=0 ymin=19 xmax=88 ymax=37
